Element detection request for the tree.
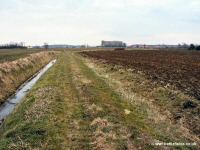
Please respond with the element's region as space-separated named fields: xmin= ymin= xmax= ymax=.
xmin=196 ymin=45 xmax=200 ymax=51
xmin=44 ymin=43 xmax=49 ymax=50
xmin=188 ymin=44 xmax=195 ymax=50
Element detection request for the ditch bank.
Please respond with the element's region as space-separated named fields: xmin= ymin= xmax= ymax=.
xmin=0 ymin=51 xmax=57 ymax=104
xmin=0 ymin=59 xmax=57 ymax=124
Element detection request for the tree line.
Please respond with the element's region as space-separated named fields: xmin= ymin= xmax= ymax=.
xmin=188 ymin=44 xmax=200 ymax=51
xmin=0 ymin=44 xmax=27 ymax=49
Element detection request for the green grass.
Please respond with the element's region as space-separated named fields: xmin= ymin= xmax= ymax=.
xmin=0 ymin=51 xmax=92 ymax=149
xmin=0 ymin=49 xmax=44 ymax=63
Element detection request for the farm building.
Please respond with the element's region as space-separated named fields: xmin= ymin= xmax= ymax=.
xmin=101 ymin=40 xmax=126 ymax=48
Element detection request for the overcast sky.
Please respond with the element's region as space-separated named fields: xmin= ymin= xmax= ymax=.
xmin=0 ymin=0 xmax=200 ymax=46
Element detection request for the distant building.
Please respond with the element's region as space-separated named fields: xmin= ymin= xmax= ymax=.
xmin=101 ymin=40 xmax=126 ymax=48
xmin=32 ymin=44 xmax=87 ymax=49
xmin=48 ymin=45 xmax=86 ymax=49
xmin=128 ymin=44 xmax=180 ymax=49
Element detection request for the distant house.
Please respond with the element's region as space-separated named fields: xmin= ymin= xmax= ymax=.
xmin=101 ymin=40 xmax=126 ymax=48
xmin=128 ymin=44 xmax=179 ymax=49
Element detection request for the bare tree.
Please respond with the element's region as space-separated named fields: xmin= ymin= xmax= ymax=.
xmin=44 ymin=43 xmax=49 ymax=50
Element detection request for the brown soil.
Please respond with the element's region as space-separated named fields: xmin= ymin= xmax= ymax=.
xmin=80 ymin=50 xmax=200 ymax=100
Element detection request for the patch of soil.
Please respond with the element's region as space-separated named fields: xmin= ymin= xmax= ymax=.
xmin=81 ymin=50 xmax=200 ymax=100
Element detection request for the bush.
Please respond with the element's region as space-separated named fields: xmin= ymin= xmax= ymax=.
xmin=188 ymin=44 xmax=200 ymax=51
xmin=196 ymin=45 xmax=200 ymax=51
xmin=114 ymin=48 xmax=125 ymax=51
xmin=188 ymin=44 xmax=195 ymax=50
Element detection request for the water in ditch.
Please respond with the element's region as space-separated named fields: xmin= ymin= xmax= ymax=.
xmin=0 ymin=59 xmax=57 ymax=123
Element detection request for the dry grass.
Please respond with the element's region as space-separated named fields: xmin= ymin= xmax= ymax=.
xmin=25 ymin=87 xmax=55 ymax=122
xmin=0 ymin=51 xmax=57 ymax=104
xmin=1 ymin=51 xmax=198 ymax=150
xmin=0 ymin=49 xmax=42 ymax=63
xmin=84 ymin=56 xmax=200 ymax=147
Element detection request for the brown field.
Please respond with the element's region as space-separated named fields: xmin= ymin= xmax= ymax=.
xmin=81 ymin=50 xmax=200 ymax=100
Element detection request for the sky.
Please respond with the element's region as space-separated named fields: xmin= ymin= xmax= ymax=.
xmin=0 ymin=0 xmax=200 ymax=46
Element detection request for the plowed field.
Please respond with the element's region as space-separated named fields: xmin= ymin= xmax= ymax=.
xmin=81 ymin=50 xmax=200 ymax=100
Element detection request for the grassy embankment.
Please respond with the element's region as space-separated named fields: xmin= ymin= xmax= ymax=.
xmin=0 ymin=50 xmax=57 ymax=104
xmin=0 ymin=49 xmax=43 ymax=63
xmin=0 ymin=51 xmax=198 ymax=149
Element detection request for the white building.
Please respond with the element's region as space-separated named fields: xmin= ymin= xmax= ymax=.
xmin=101 ymin=41 xmax=126 ymax=47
